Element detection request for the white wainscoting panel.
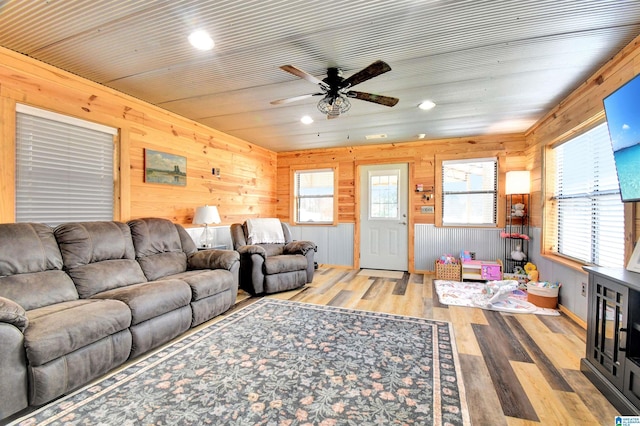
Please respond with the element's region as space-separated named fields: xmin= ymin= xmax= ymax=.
xmin=414 ymin=224 xmax=504 ymax=271
xmin=286 ymin=223 xmax=354 ymax=267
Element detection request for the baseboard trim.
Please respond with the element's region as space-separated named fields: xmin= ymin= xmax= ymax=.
xmin=558 ymin=304 xmax=587 ymax=329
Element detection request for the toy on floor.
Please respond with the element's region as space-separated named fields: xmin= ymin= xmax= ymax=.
xmin=524 ymin=262 xmax=538 ymax=281
xmin=437 ymin=254 xmax=457 ymax=264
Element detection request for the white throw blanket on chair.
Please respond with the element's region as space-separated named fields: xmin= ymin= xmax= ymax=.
xmin=246 ymin=218 xmax=285 ymax=244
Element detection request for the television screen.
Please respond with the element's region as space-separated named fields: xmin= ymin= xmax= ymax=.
xmin=603 ymin=73 xmax=640 ymax=202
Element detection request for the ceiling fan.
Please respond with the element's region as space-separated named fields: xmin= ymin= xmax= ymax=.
xmin=270 ymin=60 xmax=399 ymax=119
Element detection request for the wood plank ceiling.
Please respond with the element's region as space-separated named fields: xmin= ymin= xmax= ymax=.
xmin=1 ymin=0 xmax=640 ymax=152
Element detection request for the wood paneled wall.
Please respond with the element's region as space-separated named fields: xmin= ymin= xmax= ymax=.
xmin=0 ymin=47 xmax=276 ymax=226
xmin=525 ymin=33 xmax=640 ymax=257
xmin=278 ymin=135 xmax=528 ymax=271
xmin=277 ymin=135 xmax=528 ymax=225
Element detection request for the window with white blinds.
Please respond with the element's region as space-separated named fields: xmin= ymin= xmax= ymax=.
xmin=442 ymin=158 xmax=497 ymax=225
xmin=294 ymin=168 xmax=335 ymax=224
xmin=552 ymin=122 xmax=625 ymax=267
xmin=15 ymin=104 xmax=117 ymax=226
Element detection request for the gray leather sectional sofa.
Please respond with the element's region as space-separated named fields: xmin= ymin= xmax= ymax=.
xmin=0 ymin=218 xmax=240 ymax=420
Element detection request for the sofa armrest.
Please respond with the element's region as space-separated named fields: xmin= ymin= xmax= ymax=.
xmin=236 ymin=245 xmax=267 ymax=257
xmin=284 ymin=240 xmax=317 ymax=255
xmin=0 ymin=322 xmax=28 ymax=419
xmin=188 ymin=249 xmax=240 ymax=271
xmin=0 ymin=296 xmax=28 ymax=333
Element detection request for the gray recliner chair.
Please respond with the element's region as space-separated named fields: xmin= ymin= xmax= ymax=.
xmin=230 ymin=219 xmax=316 ymax=295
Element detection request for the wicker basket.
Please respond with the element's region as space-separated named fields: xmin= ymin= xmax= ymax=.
xmin=527 ymin=284 xmax=559 ymax=309
xmin=435 ymin=261 xmax=461 ymax=281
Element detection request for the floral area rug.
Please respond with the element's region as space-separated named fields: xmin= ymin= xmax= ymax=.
xmin=434 ymin=280 xmax=560 ymax=316
xmin=12 ymin=299 xmax=470 ymax=426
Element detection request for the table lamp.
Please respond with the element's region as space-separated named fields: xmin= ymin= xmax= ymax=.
xmin=192 ymin=205 xmax=221 ymax=247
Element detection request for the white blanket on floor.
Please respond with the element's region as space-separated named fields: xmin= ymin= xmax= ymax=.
xmin=246 ymin=218 xmax=285 ymax=244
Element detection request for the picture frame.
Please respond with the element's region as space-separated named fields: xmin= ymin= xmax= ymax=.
xmin=144 ymin=149 xmax=187 ymax=186
xmin=627 ymin=239 xmax=640 ymax=274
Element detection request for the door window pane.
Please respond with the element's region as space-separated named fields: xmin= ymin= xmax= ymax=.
xmin=369 ymin=171 xmax=399 ymax=219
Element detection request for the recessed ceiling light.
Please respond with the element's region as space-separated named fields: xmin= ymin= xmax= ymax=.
xmin=418 ymin=133 xmax=426 ymax=139
xmin=365 ymin=133 xmax=387 ymax=140
xmin=188 ymin=30 xmax=214 ymax=50
xmin=418 ymin=100 xmax=436 ymax=111
xmin=300 ymin=115 xmax=314 ymax=124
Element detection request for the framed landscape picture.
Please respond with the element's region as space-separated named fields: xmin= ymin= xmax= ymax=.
xmin=144 ymin=149 xmax=187 ymax=186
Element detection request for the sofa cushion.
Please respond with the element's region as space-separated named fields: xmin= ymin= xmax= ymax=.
xmin=259 ymin=244 xmax=285 ymax=257
xmin=92 ymin=279 xmax=191 ymax=325
xmin=54 ymin=222 xmax=148 ymax=298
xmin=0 ymin=223 xmax=78 ymax=310
xmin=264 ymin=254 xmax=308 ymax=275
xmin=0 ymin=271 xmax=78 ymax=311
xmin=138 ymin=252 xmax=188 ymax=282
xmin=55 ymin=222 xmax=137 ymax=269
xmin=161 ymin=270 xmax=235 ymax=301
xmin=68 ymin=259 xmax=149 ymax=299
xmin=128 ymin=218 xmax=191 ymax=281
xmin=25 ymin=299 xmax=131 ymax=366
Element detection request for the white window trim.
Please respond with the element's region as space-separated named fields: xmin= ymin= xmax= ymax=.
xmin=291 ymin=165 xmax=338 ymax=225
xmin=15 ymin=104 xmax=117 ymax=226
xmin=16 ymin=104 xmax=117 ymax=135
xmin=440 ymin=157 xmax=498 ymax=226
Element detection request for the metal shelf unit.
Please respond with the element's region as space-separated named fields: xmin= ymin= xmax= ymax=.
xmin=503 ymin=193 xmax=530 ymax=274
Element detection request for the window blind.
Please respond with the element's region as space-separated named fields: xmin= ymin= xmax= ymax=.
xmin=15 ymin=105 xmax=116 ymax=226
xmin=553 ymin=122 xmax=624 ymax=267
xmin=442 ymin=158 xmax=497 ymax=225
xmin=295 ymin=168 xmax=334 ymax=223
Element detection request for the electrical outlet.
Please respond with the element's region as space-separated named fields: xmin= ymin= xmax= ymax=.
xmin=581 ymin=282 xmax=586 ymax=297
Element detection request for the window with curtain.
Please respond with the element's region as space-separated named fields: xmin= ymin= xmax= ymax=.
xmin=442 ymin=158 xmax=497 ymax=225
xmin=551 ymin=122 xmax=624 ymax=267
xmin=294 ymin=168 xmax=335 ymax=224
xmin=15 ymin=104 xmax=117 ymax=226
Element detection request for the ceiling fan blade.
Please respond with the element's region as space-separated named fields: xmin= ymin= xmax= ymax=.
xmin=342 ymin=60 xmax=392 ymax=88
xmin=270 ymin=93 xmax=323 ymax=105
xmin=347 ymin=90 xmax=399 ymax=107
xmin=280 ymin=65 xmax=328 ymax=87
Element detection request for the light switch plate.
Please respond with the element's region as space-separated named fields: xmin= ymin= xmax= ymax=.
xmin=421 ymin=206 xmax=434 ymax=214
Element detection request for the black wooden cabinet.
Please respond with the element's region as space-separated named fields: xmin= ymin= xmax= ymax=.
xmin=582 ymin=266 xmax=640 ymax=414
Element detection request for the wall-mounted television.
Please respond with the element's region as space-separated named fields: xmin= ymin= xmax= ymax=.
xmin=603 ymin=73 xmax=640 ymax=202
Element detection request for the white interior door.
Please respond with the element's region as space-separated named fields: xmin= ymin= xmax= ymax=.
xmin=359 ymin=163 xmax=408 ymax=271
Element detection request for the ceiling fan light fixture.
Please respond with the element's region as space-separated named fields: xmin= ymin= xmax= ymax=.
xmin=317 ymin=96 xmax=351 ymax=116
xmin=188 ymin=30 xmax=214 ymax=50
xmin=300 ymin=115 xmax=314 ymax=124
xmin=418 ymin=100 xmax=436 ymax=111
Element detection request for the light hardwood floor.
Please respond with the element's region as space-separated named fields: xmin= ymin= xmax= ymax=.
xmin=231 ymin=266 xmax=619 ymax=426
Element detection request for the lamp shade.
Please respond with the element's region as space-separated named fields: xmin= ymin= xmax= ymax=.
xmin=193 ymin=205 xmax=221 ymax=225
xmin=505 ymin=171 xmax=530 ymax=195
